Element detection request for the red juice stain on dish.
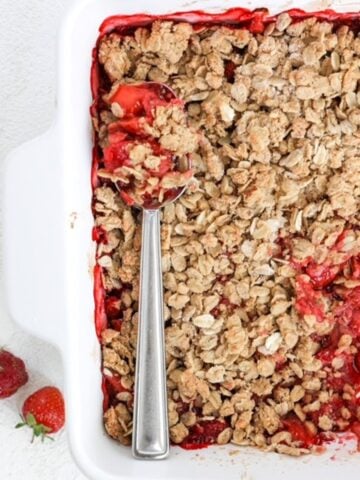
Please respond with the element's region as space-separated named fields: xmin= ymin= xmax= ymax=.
xmin=91 ymin=8 xmax=360 ymax=448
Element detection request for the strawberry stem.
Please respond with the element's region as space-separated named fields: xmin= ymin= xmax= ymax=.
xmin=15 ymin=413 xmax=53 ymax=442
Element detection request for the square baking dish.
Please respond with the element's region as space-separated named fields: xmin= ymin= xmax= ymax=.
xmin=3 ymin=0 xmax=360 ymax=479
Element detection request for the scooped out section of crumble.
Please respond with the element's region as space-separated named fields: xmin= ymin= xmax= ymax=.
xmin=97 ymin=83 xmax=197 ymax=208
xmin=91 ymin=12 xmax=360 ymax=455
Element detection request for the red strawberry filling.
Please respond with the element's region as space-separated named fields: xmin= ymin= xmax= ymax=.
xmin=289 ymin=230 xmax=360 ymax=448
xmin=295 ymin=275 xmax=326 ymax=322
xmin=282 ymin=415 xmax=320 ymax=448
xmin=180 ymin=420 xmax=228 ymax=450
xmin=97 ymin=83 xmax=193 ymax=208
xmin=109 ymin=83 xmax=181 ymax=121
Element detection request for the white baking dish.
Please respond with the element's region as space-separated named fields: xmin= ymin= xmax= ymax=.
xmin=3 ymin=0 xmax=360 ymax=478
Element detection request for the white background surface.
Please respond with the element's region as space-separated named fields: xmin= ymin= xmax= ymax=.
xmin=0 ymin=0 xmax=86 ymax=478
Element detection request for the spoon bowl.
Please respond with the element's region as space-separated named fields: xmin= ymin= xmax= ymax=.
xmin=107 ymin=81 xmax=191 ymax=211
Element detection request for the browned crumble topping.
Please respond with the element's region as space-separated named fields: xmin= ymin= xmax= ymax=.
xmin=93 ymin=13 xmax=360 ymax=455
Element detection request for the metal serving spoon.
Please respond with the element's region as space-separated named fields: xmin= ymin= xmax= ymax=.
xmin=111 ymin=83 xmax=190 ymax=459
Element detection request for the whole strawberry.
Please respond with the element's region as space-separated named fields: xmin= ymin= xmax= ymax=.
xmin=0 ymin=349 xmax=28 ymax=398
xmin=16 ymin=386 xmax=65 ymax=441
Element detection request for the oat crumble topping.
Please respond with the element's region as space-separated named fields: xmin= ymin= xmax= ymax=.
xmin=92 ymin=13 xmax=360 ymax=455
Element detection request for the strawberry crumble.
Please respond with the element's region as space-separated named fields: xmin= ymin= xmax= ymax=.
xmin=91 ymin=11 xmax=360 ymax=456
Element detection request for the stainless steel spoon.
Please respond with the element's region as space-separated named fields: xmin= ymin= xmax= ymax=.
xmin=113 ymin=83 xmax=190 ymax=460
xmin=132 ymin=202 xmax=180 ymax=459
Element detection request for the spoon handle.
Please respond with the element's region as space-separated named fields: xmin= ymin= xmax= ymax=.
xmin=132 ymin=209 xmax=169 ymax=460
